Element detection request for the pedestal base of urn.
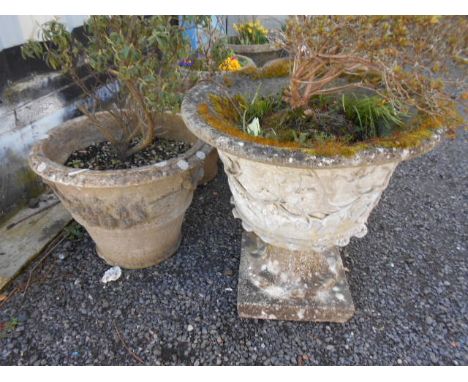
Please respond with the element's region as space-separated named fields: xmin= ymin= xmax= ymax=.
xmin=237 ymin=232 xmax=355 ymax=322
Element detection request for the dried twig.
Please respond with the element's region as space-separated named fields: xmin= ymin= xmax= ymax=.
xmin=22 ymin=232 xmax=67 ymax=296
xmin=282 ymin=16 xmax=467 ymax=123
xmin=0 ymin=286 xmax=21 ymax=310
xmin=113 ymin=320 xmax=144 ymax=364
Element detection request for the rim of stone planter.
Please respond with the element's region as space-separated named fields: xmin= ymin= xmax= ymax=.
xmin=29 ymin=111 xmax=211 ymax=188
xmin=227 ymin=43 xmax=282 ymax=55
xmin=181 ymin=74 xmax=445 ymax=170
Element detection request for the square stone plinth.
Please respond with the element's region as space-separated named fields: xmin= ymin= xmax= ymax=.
xmin=237 ymin=232 xmax=355 ymax=322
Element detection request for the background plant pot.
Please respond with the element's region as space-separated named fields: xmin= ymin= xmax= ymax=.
xmin=29 ymin=112 xmax=212 ymax=269
xmin=227 ymin=43 xmax=286 ymax=67
xmin=181 ymin=76 xmax=444 ymax=321
xmin=179 ymin=54 xmax=257 ymax=86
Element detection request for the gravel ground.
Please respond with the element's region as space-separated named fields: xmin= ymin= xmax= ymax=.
xmin=0 ymin=126 xmax=466 ymax=366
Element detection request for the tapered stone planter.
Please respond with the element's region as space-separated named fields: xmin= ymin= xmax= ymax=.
xmin=227 ymin=43 xmax=285 ymax=67
xmin=29 ymin=112 xmax=213 ymax=269
xmin=181 ymin=76 xmax=444 ymax=322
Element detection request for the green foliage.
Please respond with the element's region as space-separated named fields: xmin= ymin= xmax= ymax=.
xmin=241 ymin=92 xmax=278 ymax=129
xmin=283 ymin=16 xmax=467 ymax=130
xmin=342 ymin=95 xmax=405 ymax=139
xmin=210 ymin=90 xmax=280 ymax=136
xmin=64 ymin=222 xmax=85 ymax=241
xmin=208 ymin=90 xmax=409 ymax=145
xmin=233 ymin=20 xmax=269 ymax=45
xmin=22 ymin=16 xmax=191 ymax=157
xmin=0 ymin=318 xmax=19 ymax=339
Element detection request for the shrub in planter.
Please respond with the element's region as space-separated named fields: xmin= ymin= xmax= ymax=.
xmin=24 ymin=16 xmax=214 ymax=269
xmin=182 ymin=16 xmax=466 ymax=321
xmin=227 ymin=19 xmax=285 ymax=67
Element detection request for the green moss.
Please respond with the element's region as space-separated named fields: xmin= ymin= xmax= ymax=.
xmin=198 ymin=89 xmax=458 ymax=157
xmin=239 ymin=58 xmax=291 ymax=79
xmin=198 ymin=103 xmax=301 ymax=149
xmin=17 ymin=168 xmax=44 ymax=196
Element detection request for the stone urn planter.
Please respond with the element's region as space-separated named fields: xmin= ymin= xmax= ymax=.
xmin=226 ymin=43 xmax=285 ymax=67
xmin=181 ymin=75 xmax=444 ymax=322
xmin=29 ymin=111 xmax=213 ymax=269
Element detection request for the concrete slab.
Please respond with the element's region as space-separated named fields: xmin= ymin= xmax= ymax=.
xmin=0 ymin=193 xmax=71 ymax=291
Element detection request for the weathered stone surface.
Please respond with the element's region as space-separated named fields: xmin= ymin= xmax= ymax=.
xmin=221 ymin=150 xmax=399 ymax=252
xmin=181 ymin=71 xmax=444 ymax=322
xmin=238 ymin=232 xmax=354 ymax=322
xmin=181 ymin=75 xmax=444 ymax=170
xmin=29 ymin=112 xmax=212 ymax=269
xmin=0 ymin=194 xmax=71 ymax=291
xmin=227 ymin=43 xmax=285 ymax=67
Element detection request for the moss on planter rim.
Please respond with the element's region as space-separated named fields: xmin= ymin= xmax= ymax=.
xmin=237 ymin=58 xmax=291 ymax=79
xmin=197 ymin=57 xmax=462 ymax=157
xmin=198 ymin=100 xmax=458 ymax=157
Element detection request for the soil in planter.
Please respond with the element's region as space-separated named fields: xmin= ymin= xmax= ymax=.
xmin=65 ymin=137 xmax=192 ymax=170
xmin=201 ymin=88 xmax=452 ymax=156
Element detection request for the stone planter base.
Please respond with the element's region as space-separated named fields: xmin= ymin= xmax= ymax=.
xmin=237 ymin=232 xmax=354 ymax=322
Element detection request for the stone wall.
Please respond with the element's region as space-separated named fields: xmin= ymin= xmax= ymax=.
xmin=0 ymin=71 xmax=83 ymax=220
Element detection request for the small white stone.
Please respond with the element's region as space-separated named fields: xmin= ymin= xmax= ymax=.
xmin=187 ymin=324 xmax=194 ymax=332
xmin=101 ymin=266 xmax=122 ymax=284
xmin=68 ymin=169 xmax=89 ymax=176
xmin=238 ymin=142 xmax=244 ymax=146
xmin=335 ymin=293 xmax=345 ymax=301
xmin=196 ymin=151 xmax=206 ymax=160
xmin=155 ymin=161 xmax=167 ymax=167
xmin=297 ymin=309 xmax=305 ymax=319
xmin=37 ymin=162 xmax=47 ymax=172
xmin=177 ymin=160 xmax=189 ymax=170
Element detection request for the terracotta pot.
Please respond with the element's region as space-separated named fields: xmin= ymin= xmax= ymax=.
xmin=227 ymin=43 xmax=285 ymax=67
xmin=181 ymin=75 xmax=444 ymax=322
xmin=29 ymin=111 xmax=212 ymax=269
